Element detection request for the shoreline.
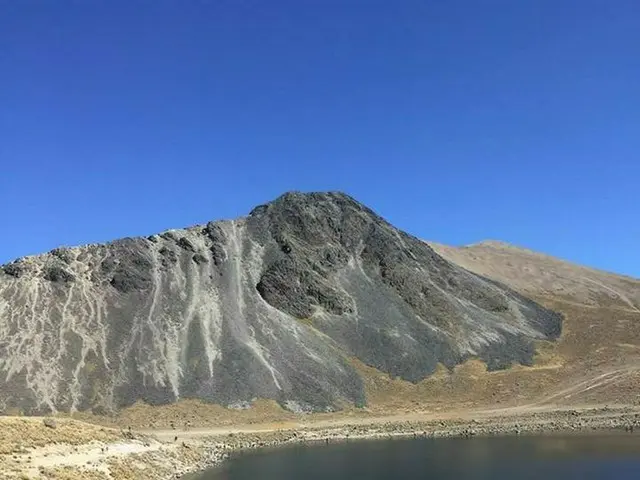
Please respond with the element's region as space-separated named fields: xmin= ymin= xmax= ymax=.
xmin=3 ymin=405 xmax=640 ymax=479
xmin=174 ymin=405 xmax=640 ymax=478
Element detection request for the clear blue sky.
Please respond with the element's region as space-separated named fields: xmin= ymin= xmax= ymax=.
xmin=1 ymin=1 xmax=638 ymax=276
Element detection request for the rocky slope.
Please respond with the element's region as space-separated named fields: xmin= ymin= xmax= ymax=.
xmin=0 ymin=192 xmax=562 ymax=414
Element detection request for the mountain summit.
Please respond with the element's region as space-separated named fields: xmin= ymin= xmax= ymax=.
xmin=0 ymin=192 xmax=561 ymax=414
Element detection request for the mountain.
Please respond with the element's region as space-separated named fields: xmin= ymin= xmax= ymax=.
xmin=428 ymin=240 xmax=640 ymax=312
xmin=0 ymin=192 xmax=564 ymax=415
xmin=427 ymin=240 xmax=640 ymax=407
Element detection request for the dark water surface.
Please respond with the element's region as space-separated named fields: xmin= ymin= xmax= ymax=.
xmin=192 ymin=433 xmax=640 ymax=480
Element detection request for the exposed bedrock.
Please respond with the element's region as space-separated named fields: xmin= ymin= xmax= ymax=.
xmin=0 ymin=192 xmax=562 ymax=414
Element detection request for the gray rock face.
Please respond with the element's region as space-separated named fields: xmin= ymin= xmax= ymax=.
xmin=0 ymin=192 xmax=562 ymax=414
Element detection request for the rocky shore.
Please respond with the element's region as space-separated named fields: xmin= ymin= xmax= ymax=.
xmin=3 ymin=406 xmax=639 ymax=479
xmin=171 ymin=406 xmax=640 ymax=479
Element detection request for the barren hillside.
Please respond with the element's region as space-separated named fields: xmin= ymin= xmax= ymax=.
xmin=0 ymin=192 xmax=561 ymax=415
xmin=426 ymin=240 xmax=640 ymax=407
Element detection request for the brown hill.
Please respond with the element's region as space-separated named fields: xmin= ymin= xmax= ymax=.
xmin=417 ymin=240 xmax=640 ymax=408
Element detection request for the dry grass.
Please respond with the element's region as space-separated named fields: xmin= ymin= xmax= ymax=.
xmin=351 ymin=356 xmax=559 ymax=413
xmin=34 ymin=467 xmax=109 ymax=480
xmin=69 ymin=397 xmax=297 ymax=430
xmin=107 ymin=443 xmax=206 ymax=480
xmin=0 ymin=417 xmax=119 ymax=455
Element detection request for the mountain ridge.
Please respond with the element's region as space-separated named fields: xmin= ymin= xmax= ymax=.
xmin=428 ymin=240 xmax=640 ymax=312
xmin=0 ymin=191 xmax=563 ymax=415
xmin=457 ymin=239 xmax=639 ymax=281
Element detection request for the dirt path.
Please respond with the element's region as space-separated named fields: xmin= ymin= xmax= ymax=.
xmin=0 ymin=436 xmax=170 ymax=479
xmin=581 ymin=277 xmax=640 ymax=313
xmin=142 ymin=402 xmax=633 ymax=443
xmin=141 ymin=366 xmax=640 ymax=444
xmin=23 ymin=440 xmax=164 ymax=477
xmin=535 ymin=367 xmax=638 ymax=405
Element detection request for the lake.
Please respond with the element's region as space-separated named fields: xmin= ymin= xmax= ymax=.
xmin=191 ymin=433 xmax=640 ymax=480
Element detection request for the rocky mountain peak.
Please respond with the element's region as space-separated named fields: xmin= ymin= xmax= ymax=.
xmin=0 ymin=192 xmax=562 ymax=415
